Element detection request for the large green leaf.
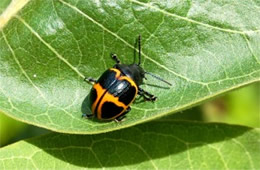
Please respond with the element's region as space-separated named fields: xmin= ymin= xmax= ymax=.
xmin=0 ymin=120 xmax=259 ymax=169
xmin=0 ymin=0 xmax=259 ymax=134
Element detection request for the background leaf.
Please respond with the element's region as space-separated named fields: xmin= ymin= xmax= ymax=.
xmin=0 ymin=120 xmax=259 ymax=169
xmin=0 ymin=0 xmax=259 ymax=134
xmin=0 ymin=111 xmax=27 ymax=146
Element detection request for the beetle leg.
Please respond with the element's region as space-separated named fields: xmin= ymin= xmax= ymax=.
xmin=114 ymin=107 xmax=131 ymax=122
xmin=114 ymin=115 xmax=125 ymax=122
xmin=138 ymin=88 xmax=157 ymax=101
xmin=111 ymin=53 xmax=121 ymax=64
xmin=82 ymin=113 xmax=93 ymax=119
xmin=84 ymin=77 xmax=97 ymax=84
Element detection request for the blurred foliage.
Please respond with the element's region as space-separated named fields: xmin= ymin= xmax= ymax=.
xmin=0 ymin=112 xmax=27 ymax=146
xmin=202 ymin=82 xmax=260 ymax=127
xmin=0 ymin=113 xmax=49 ymax=147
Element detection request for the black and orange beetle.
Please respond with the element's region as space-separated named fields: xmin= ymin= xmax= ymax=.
xmin=83 ymin=36 xmax=171 ymax=121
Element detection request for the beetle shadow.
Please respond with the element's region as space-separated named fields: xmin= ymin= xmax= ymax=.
xmin=81 ymin=94 xmax=91 ymax=116
xmin=133 ymin=82 xmax=171 ymax=104
xmin=144 ymin=83 xmax=171 ymax=89
xmin=26 ymin=117 xmax=252 ymax=168
xmin=133 ymin=95 xmax=150 ymax=104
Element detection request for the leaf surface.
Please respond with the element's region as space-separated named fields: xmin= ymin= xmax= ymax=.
xmin=0 ymin=0 xmax=11 ymax=14
xmin=0 ymin=0 xmax=259 ymax=134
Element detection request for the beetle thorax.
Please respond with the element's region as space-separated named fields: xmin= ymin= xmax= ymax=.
xmin=114 ymin=64 xmax=145 ymax=86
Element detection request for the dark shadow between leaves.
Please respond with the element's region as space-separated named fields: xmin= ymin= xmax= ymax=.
xmin=26 ymin=117 xmax=252 ymax=168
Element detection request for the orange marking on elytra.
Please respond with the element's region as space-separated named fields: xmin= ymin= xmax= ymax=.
xmin=110 ymin=68 xmax=121 ymax=78
xmin=91 ymin=83 xmax=106 ymax=114
xmin=97 ymin=92 xmax=127 ymax=120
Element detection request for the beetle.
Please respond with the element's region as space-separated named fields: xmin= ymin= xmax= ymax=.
xmin=83 ymin=35 xmax=171 ymax=121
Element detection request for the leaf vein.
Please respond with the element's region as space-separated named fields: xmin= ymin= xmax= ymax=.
xmin=14 ymin=15 xmax=85 ymax=79
xmin=129 ymin=0 xmax=253 ymax=35
xmin=207 ymin=145 xmax=229 ymax=170
xmin=52 ymin=0 xmax=84 ymax=68
xmin=243 ymin=34 xmax=260 ymax=64
xmin=1 ymin=30 xmax=50 ymax=105
xmin=231 ymin=139 xmax=255 ymax=169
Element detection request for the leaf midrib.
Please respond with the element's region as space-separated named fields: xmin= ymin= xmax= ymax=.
xmin=0 ymin=0 xmax=30 ymax=30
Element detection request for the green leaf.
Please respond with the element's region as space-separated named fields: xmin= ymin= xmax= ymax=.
xmin=0 ymin=0 xmax=11 ymax=14
xmin=0 ymin=0 xmax=259 ymax=134
xmin=0 ymin=121 xmax=259 ymax=169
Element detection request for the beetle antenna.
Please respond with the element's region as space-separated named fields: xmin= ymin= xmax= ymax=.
xmin=138 ymin=35 xmax=141 ymax=65
xmin=145 ymin=71 xmax=172 ymax=86
xmin=133 ymin=37 xmax=137 ymax=64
